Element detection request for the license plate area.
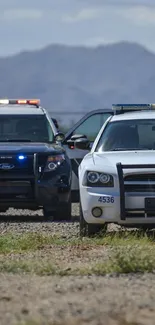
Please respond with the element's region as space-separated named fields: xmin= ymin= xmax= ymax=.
xmin=0 ymin=181 xmax=32 ymax=194
xmin=145 ymin=198 xmax=155 ymax=211
xmin=0 ymin=181 xmax=30 ymax=187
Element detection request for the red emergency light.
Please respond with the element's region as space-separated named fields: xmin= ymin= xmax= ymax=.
xmin=0 ymin=99 xmax=40 ymax=106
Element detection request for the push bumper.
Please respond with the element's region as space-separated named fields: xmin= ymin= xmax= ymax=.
xmin=0 ymin=153 xmax=71 ymax=210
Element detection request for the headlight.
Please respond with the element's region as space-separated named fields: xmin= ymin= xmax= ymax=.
xmin=44 ymin=154 xmax=65 ymax=172
xmin=85 ymin=171 xmax=114 ymax=187
xmin=87 ymin=171 xmax=100 ymax=183
xmin=100 ymin=174 xmax=110 ymax=184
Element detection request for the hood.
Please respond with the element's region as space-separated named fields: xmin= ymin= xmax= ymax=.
xmin=0 ymin=142 xmax=64 ymax=154
xmin=93 ymin=151 xmax=155 ymax=172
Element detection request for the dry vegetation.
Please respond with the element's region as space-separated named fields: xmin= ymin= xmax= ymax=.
xmin=1 ymin=206 xmax=155 ymax=325
xmin=0 ymin=230 xmax=155 ymax=275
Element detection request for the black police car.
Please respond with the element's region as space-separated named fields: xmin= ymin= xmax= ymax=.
xmin=0 ymin=99 xmax=72 ymax=221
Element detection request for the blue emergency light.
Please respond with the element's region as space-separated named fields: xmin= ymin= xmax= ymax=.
xmin=18 ymin=155 xmax=27 ymax=160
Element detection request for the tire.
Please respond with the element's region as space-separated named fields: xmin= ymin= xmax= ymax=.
xmin=43 ymin=194 xmax=72 ymax=222
xmin=0 ymin=208 xmax=7 ymax=213
xmin=43 ymin=208 xmax=54 ymax=222
xmin=54 ymin=195 xmax=72 ymax=221
xmin=79 ymin=201 xmax=107 ymax=237
xmin=139 ymin=225 xmax=155 ymax=232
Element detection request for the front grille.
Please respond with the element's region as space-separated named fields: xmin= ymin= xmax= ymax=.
xmin=124 ymin=173 xmax=155 ymax=193
xmin=0 ymin=153 xmax=48 ymax=202
xmin=0 ymin=154 xmax=47 ymax=179
xmin=124 ymin=184 xmax=155 ymax=192
xmin=0 ymin=154 xmax=34 ymax=177
xmin=125 ymin=174 xmax=155 ymax=182
xmin=117 ymin=163 xmax=155 ymax=221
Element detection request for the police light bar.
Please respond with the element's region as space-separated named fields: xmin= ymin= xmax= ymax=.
xmin=112 ymin=103 xmax=155 ymax=114
xmin=0 ymin=99 xmax=40 ymax=106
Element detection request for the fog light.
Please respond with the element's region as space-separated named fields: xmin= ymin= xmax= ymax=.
xmin=92 ymin=207 xmax=102 ymax=218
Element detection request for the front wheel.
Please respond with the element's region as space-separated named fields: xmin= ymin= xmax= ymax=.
xmin=139 ymin=225 xmax=155 ymax=232
xmin=0 ymin=208 xmax=7 ymax=213
xmin=79 ymin=202 xmax=107 ymax=237
xmin=53 ymin=196 xmax=72 ymax=221
xmin=43 ymin=195 xmax=72 ymax=222
xmin=43 ymin=207 xmax=54 ymax=222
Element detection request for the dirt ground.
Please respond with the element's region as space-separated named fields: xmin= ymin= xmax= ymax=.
xmin=0 ymin=204 xmax=155 ymax=325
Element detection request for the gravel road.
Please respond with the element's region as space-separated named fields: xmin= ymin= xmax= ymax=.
xmin=0 ymin=204 xmax=80 ymax=237
xmin=0 ymin=204 xmax=155 ymax=325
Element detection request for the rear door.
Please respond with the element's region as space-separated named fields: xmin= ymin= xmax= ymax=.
xmin=64 ymin=109 xmax=113 ymax=201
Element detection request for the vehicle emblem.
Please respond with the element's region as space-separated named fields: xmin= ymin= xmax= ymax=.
xmin=0 ymin=163 xmax=15 ymax=170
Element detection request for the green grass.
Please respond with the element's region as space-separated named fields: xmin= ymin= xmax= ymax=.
xmin=17 ymin=320 xmax=84 ymax=325
xmin=0 ymin=230 xmax=154 ymax=254
xmin=1 ymin=231 xmax=155 ymax=275
xmin=90 ymin=246 xmax=155 ymax=274
xmin=17 ymin=321 xmax=76 ymax=325
xmin=16 ymin=318 xmax=141 ymax=325
xmin=0 ymin=233 xmax=65 ymax=254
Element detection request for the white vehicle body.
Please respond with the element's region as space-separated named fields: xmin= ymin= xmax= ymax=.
xmin=78 ymin=105 xmax=155 ymax=230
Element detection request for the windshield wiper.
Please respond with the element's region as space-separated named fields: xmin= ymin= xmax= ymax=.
xmin=0 ymin=139 xmax=32 ymax=142
xmin=111 ymin=147 xmax=151 ymax=151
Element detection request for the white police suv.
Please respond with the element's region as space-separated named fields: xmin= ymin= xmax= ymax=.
xmin=76 ymin=104 xmax=155 ymax=236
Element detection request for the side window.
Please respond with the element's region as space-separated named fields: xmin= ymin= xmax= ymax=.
xmin=138 ymin=125 xmax=150 ymax=147
xmin=138 ymin=124 xmax=155 ymax=148
xmin=73 ymin=113 xmax=111 ymax=141
xmin=46 ymin=120 xmax=54 ymax=142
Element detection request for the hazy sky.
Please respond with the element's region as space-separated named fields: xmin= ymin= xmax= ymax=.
xmin=1 ymin=0 xmax=155 ymax=56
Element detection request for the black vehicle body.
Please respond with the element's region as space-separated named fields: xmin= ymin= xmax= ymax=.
xmin=0 ymin=99 xmax=72 ymax=220
xmin=0 ymin=143 xmax=71 ymax=212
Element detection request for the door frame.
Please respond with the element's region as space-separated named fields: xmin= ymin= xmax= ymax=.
xmin=65 ymin=109 xmax=113 ymax=141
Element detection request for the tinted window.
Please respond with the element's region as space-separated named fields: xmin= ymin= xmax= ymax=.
xmin=95 ymin=119 xmax=155 ymax=152
xmin=73 ymin=113 xmax=111 ymax=141
xmin=0 ymin=115 xmax=54 ymax=142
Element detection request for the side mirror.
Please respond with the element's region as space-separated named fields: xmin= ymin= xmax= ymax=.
xmin=74 ymin=138 xmax=90 ymax=150
xmin=66 ymin=134 xmax=88 ymax=149
xmin=70 ymin=134 xmax=87 ymax=141
xmin=54 ymin=132 xmax=65 ymax=143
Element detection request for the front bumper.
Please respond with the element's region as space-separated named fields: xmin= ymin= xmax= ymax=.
xmin=0 ymin=152 xmax=71 ymax=210
xmin=81 ymin=163 xmax=155 ymax=226
xmin=0 ymin=178 xmax=71 ymax=210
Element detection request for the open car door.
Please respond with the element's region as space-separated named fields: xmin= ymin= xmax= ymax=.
xmin=63 ymin=109 xmax=113 ymax=202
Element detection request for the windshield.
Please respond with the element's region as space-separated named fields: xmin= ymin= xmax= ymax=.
xmin=0 ymin=115 xmax=54 ymax=142
xmin=95 ymin=119 xmax=155 ymax=152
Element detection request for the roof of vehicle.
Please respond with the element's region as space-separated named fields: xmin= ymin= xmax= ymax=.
xmin=110 ymin=110 xmax=155 ymax=122
xmin=0 ymin=105 xmax=45 ymax=115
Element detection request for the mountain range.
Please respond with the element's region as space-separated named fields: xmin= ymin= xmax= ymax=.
xmin=0 ymin=41 xmax=155 ymax=125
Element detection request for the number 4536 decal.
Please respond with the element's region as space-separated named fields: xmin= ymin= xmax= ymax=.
xmin=98 ymin=196 xmax=114 ymax=203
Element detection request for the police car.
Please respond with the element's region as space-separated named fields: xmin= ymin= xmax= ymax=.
xmin=64 ymin=109 xmax=113 ymax=202
xmin=76 ymin=104 xmax=155 ymax=236
xmin=0 ymin=99 xmax=72 ymax=221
